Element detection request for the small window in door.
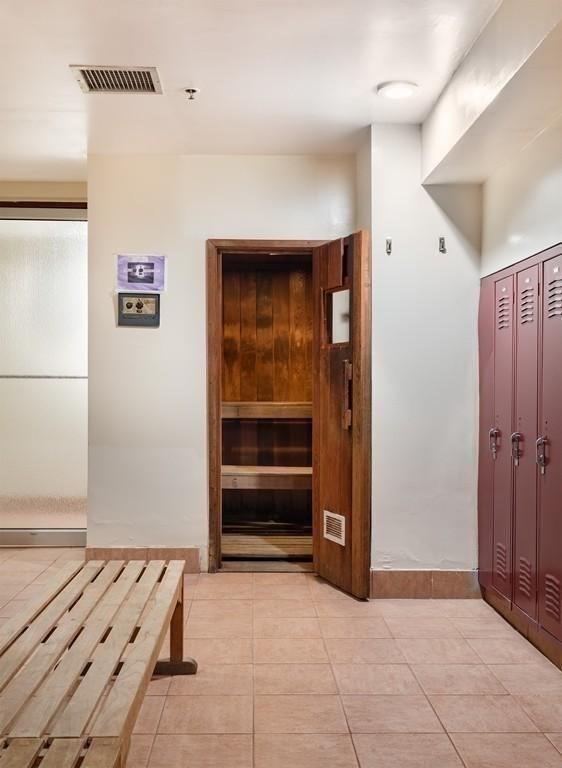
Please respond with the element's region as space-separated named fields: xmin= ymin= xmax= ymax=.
xmin=327 ymin=288 xmax=351 ymax=344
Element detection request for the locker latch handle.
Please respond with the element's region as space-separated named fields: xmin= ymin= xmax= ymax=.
xmin=343 ymin=359 xmax=352 ymax=430
xmin=536 ymin=436 xmax=548 ymax=475
xmin=489 ymin=428 xmax=500 ymax=460
xmin=511 ymin=432 xmax=523 ymax=467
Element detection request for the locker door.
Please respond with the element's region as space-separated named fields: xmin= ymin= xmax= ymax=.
xmin=538 ymin=253 xmax=562 ymax=641
xmin=478 ymin=277 xmax=495 ymax=589
xmin=492 ymin=275 xmax=514 ymax=599
xmin=513 ymin=265 xmax=539 ymax=618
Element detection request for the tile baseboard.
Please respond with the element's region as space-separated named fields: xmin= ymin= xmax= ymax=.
xmin=370 ymin=569 xmax=481 ymax=599
xmin=85 ymin=546 xmax=200 ymax=573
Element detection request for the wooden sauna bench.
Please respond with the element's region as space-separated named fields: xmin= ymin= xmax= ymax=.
xmin=0 ymin=559 xmax=196 ymax=768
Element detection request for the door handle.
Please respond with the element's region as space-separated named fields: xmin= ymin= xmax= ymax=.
xmin=489 ymin=428 xmax=500 ymax=460
xmin=343 ymin=359 xmax=352 ymax=430
xmin=511 ymin=432 xmax=523 ymax=467
xmin=536 ymin=436 xmax=548 ymax=475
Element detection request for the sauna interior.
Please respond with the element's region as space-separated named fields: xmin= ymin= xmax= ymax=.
xmin=221 ymin=251 xmax=313 ymax=565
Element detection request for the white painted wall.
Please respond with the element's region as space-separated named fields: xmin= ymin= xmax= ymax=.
xmin=87 ymin=154 xmax=356 ymax=558
xmin=371 ymin=124 xmax=481 ymax=571
xmin=482 ymin=121 xmax=562 ymax=276
xmin=422 ymin=0 xmax=562 ymax=182
xmin=0 ymin=219 xmax=87 ymax=522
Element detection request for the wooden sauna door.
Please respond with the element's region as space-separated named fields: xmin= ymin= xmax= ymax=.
xmin=312 ymin=232 xmax=371 ymax=598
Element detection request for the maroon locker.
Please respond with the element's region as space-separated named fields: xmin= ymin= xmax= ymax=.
xmin=538 ymin=253 xmax=562 ymax=641
xmin=513 ymin=265 xmax=539 ymax=618
xmin=478 ymin=278 xmax=495 ymax=588
xmin=491 ymin=275 xmax=514 ymax=599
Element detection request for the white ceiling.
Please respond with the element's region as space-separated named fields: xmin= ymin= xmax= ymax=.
xmin=0 ymin=0 xmax=501 ymax=181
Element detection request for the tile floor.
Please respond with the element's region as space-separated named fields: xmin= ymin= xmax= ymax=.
xmin=1 ymin=549 xmax=562 ymax=767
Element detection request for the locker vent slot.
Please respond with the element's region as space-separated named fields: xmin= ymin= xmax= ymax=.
xmin=519 ymin=287 xmax=535 ymax=324
xmin=518 ymin=557 xmax=532 ymax=598
xmin=495 ymin=541 xmax=507 ymax=581
xmin=497 ymin=294 xmax=511 ymax=330
xmin=544 ymin=574 xmax=561 ymax=621
xmin=323 ymin=510 xmax=345 ymax=546
xmin=547 ymin=278 xmax=562 ymax=319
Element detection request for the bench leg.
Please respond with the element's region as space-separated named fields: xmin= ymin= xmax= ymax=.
xmin=153 ymin=584 xmax=197 ymax=676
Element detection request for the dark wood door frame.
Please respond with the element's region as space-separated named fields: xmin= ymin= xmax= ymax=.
xmin=206 ymin=236 xmax=371 ymax=588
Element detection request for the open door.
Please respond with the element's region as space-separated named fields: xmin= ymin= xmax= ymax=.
xmin=312 ymin=231 xmax=371 ymax=598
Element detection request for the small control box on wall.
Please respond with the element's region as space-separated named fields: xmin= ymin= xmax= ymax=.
xmin=117 ymin=293 xmax=160 ymax=327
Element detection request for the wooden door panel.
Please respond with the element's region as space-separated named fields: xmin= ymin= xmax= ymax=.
xmin=313 ymin=232 xmax=371 ymax=598
xmin=513 ymin=265 xmax=539 ymax=618
xmin=492 ymin=275 xmax=514 ymax=599
xmin=539 ymin=253 xmax=562 ymax=641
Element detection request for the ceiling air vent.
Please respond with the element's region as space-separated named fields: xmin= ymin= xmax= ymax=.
xmin=70 ymin=65 xmax=162 ymax=94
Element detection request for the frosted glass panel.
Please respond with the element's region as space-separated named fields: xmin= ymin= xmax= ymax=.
xmin=330 ymin=288 xmax=350 ymax=344
xmin=0 ymin=219 xmax=87 ymax=376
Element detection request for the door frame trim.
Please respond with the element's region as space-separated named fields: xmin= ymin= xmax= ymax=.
xmin=206 ymin=239 xmax=327 ymax=572
xmin=206 ymin=235 xmax=371 ymax=589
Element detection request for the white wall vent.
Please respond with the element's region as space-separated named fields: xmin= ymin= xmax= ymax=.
xmin=323 ymin=510 xmax=345 ymax=546
xmin=70 ymin=65 xmax=162 ymax=94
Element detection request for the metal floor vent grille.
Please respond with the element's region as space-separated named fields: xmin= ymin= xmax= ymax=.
xmin=70 ymin=65 xmax=162 ymax=94
xmin=323 ymin=510 xmax=345 ymax=546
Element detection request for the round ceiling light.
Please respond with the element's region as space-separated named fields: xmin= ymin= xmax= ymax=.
xmin=376 ymin=81 xmax=419 ymax=100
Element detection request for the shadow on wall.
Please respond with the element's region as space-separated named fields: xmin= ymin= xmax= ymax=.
xmin=424 ymin=183 xmax=482 ymax=263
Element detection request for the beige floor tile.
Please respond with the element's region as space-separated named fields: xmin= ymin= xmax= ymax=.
xmin=467 ymin=637 xmax=544 ymax=664
xmin=148 ymin=734 xmax=252 ymax=767
xmin=254 ymin=694 xmax=348 ymax=733
xmin=489 ymin=664 xmax=562 ymax=695
xmin=518 ymin=696 xmax=562 ymax=731
xmin=451 ymin=733 xmax=562 ymax=768
xmin=319 ymin=618 xmax=391 ymax=638
xmin=342 ymin=694 xmax=443 ymax=733
xmin=254 ymin=664 xmax=336 ymax=694
xmin=386 ymin=617 xmax=461 ymax=639
xmin=133 ymin=696 xmax=165 ymax=734
xmin=397 ymin=638 xmax=481 ymax=664
xmin=429 ymin=694 xmax=539 ymax=733
xmin=546 ymin=734 xmax=562 ymax=755
xmin=315 ymin=600 xmax=383 ymax=618
xmin=307 ymin=578 xmax=352 ymax=601
xmin=168 ymin=665 xmax=253 ymax=696
xmin=253 ymin=573 xmax=308 ymax=585
xmin=352 ymin=733 xmax=463 ymax=767
xmin=377 ymin=599 xmax=494 ymax=619
xmin=158 ymin=695 xmax=253 ymax=734
xmin=126 ymin=735 xmax=154 ymax=767
xmin=325 ymin=638 xmax=406 ymax=664
xmin=198 ymin=573 xmax=253 ymax=585
xmin=254 ymin=617 xmax=321 ymax=638
xmin=184 ymin=638 xmax=252 ymax=664
xmin=254 ymin=585 xmax=312 ymax=601
xmin=188 ymin=599 xmax=253 ymax=620
xmin=254 ymin=638 xmax=328 ymax=664
xmin=450 ymin=617 xmax=514 ymax=638
xmin=333 ymin=664 xmax=421 ymax=695
xmin=147 ymin=676 xmax=171 ymax=696
xmin=412 ymin=664 xmax=507 ymax=695
xmin=185 ymin=615 xmax=253 ymax=639
xmin=253 ymin=599 xmax=316 ymax=618
xmin=193 ymin=583 xmax=254 ymax=600
xmin=255 ymin=734 xmax=358 ymax=767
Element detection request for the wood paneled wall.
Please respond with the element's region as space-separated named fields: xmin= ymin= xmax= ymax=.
xmin=222 ymin=267 xmax=313 ymax=402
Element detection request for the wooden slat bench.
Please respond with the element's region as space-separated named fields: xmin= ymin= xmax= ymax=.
xmin=0 ymin=559 xmax=197 ymax=767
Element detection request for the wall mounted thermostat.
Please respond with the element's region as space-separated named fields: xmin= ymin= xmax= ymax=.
xmin=118 ymin=292 xmax=160 ymax=327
